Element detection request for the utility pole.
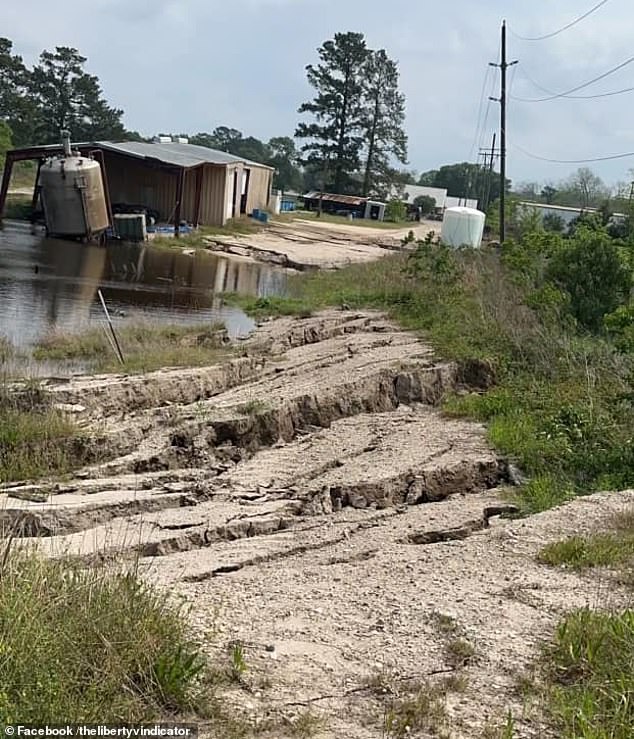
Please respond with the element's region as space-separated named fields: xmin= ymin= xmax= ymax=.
xmin=479 ymin=133 xmax=498 ymax=214
xmin=490 ymin=20 xmax=517 ymax=242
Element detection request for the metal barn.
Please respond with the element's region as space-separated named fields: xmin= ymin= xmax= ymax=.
xmin=0 ymin=140 xmax=274 ymax=231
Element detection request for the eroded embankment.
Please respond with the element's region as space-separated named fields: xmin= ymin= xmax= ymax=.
xmin=1 ymin=312 xmax=503 ymax=559
xmin=5 ymin=310 xmax=625 ymax=738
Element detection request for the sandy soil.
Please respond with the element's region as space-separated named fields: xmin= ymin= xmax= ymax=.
xmin=3 ymin=311 xmax=631 ymax=738
xmin=203 ymin=219 xmax=439 ymax=270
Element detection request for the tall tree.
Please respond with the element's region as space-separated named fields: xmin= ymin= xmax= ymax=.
xmin=29 ymin=47 xmax=125 ymax=143
xmin=541 ymin=185 xmax=558 ymax=204
xmin=419 ymin=162 xmax=511 ymax=203
xmin=268 ymin=136 xmax=303 ymax=191
xmin=567 ymin=167 xmax=608 ymax=208
xmin=360 ymin=49 xmax=407 ymax=197
xmin=0 ymin=37 xmax=36 ymax=146
xmin=296 ymin=32 xmax=368 ymax=193
xmin=0 ymin=119 xmax=11 ymax=169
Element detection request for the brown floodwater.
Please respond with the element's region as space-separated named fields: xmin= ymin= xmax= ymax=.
xmin=0 ymin=221 xmax=287 ymax=349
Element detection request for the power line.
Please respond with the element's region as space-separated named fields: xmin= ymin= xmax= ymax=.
xmin=511 ymin=140 xmax=634 ymax=164
xmin=469 ymin=65 xmax=493 ymax=159
xmin=510 ymin=55 xmax=634 ymax=102
xmin=512 ymin=66 xmax=634 ymax=100
xmin=509 ymin=0 xmax=611 ymax=41
xmin=477 ymin=70 xmax=498 ymax=151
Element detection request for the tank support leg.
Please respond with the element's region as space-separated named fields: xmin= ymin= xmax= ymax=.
xmin=0 ymin=153 xmax=14 ymax=226
xmin=30 ymin=159 xmax=43 ymax=221
xmin=174 ymin=167 xmax=185 ymax=238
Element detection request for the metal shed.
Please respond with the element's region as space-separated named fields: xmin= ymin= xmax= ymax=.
xmin=0 ymin=140 xmax=275 ymax=233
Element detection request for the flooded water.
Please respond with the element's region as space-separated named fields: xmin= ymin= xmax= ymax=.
xmin=0 ymin=222 xmax=287 ymax=348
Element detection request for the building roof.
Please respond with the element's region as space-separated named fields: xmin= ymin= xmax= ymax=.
xmin=95 ymin=141 xmax=273 ymax=170
xmin=304 ymin=191 xmax=368 ymax=206
xmin=6 ymin=140 xmax=274 ymax=170
xmin=519 ymin=201 xmax=592 ymax=213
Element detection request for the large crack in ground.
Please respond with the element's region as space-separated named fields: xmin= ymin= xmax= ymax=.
xmin=7 ymin=309 xmax=597 ymax=738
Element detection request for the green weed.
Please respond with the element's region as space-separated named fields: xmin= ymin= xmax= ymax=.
xmin=543 ymin=608 xmax=634 ymax=738
xmin=0 ymin=550 xmax=210 ymax=722
xmin=537 ymin=508 xmax=634 ymax=573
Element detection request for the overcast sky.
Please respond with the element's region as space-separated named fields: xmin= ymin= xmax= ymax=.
xmin=2 ymin=0 xmax=633 ymax=188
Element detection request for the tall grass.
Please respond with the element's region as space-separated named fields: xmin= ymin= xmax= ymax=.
xmin=544 ymin=608 xmax=634 ymax=739
xmin=0 ymin=380 xmax=91 ymax=483
xmin=34 ymin=322 xmax=232 ymax=374
xmin=0 ymin=549 xmax=208 ymax=722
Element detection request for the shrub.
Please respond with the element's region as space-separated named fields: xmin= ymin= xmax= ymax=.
xmin=385 ymin=198 xmax=407 ymax=222
xmin=546 ymin=227 xmax=631 ymax=330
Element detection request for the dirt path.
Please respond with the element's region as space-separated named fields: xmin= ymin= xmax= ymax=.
xmin=3 ymin=311 xmax=632 ymax=737
xmin=203 ymin=219 xmax=438 ymax=270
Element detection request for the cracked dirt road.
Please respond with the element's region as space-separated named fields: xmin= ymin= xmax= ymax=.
xmin=3 ymin=311 xmax=632 ymax=737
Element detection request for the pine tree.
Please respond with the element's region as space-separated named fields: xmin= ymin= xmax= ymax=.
xmin=295 ymin=32 xmax=368 ymax=194
xmin=361 ymin=49 xmax=407 ymax=197
xmin=29 ymin=47 xmax=125 ymax=143
xmin=0 ymin=37 xmax=36 ymax=147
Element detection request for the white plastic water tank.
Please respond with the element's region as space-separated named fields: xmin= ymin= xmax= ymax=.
xmin=441 ymin=207 xmax=486 ymax=248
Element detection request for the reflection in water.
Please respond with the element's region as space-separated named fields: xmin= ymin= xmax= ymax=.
xmin=0 ymin=223 xmax=287 ymax=347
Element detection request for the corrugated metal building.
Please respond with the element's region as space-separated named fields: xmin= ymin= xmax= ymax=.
xmin=0 ymin=140 xmax=274 ymax=229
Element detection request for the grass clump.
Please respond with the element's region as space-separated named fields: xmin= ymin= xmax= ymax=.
xmin=236 ymin=399 xmax=268 ymax=416
xmin=0 ymin=550 xmax=209 ymax=722
xmin=0 ymin=386 xmax=89 ymax=483
xmin=543 ymin=608 xmax=634 ymax=738
xmin=231 ymin=295 xmax=314 ymax=319
xmin=34 ymin=322 xmax=231 ymax=374
xmin=383 ymin=681 xmax=448 ymax=738
xmin=446 ymin=637 xmax=476 ymax=666
xmin=537 ymin=508 xmax=634 ymax=575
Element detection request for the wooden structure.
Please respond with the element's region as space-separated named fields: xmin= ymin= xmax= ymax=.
xmin=0 ymin=140 xmax=274 ymax=235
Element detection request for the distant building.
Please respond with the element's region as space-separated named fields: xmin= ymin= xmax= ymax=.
xmin=445 ymin=196 xmax=479 ymax=210
xmin=518 ymin=202 xmax=627 ymax=230
xmin=391 ymin=185 xmax=479 ymax=214
xmin=302 ymin=191 xmax=385 ymax=220
xmin=396 ymin=185 xmax=447 ymax=210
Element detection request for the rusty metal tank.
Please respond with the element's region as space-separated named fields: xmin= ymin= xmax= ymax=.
xmin=40 ymin=131 xmax=109 ymax=239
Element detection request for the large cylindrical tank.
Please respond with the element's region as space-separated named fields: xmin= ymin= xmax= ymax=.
xmin=441 ymin=206 xmax=486 ymax=248
xmin=40 ymin=154 xmax=109 ymax=238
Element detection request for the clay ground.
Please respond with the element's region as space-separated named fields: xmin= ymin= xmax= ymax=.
xmin=202 ymin=218 xmax=439 ymax=269
xmin=3 ymin=311 xmax=632 ymax=737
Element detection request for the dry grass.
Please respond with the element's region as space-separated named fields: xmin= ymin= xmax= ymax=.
xmin=33 ymin=322 xmax=232 ymax=374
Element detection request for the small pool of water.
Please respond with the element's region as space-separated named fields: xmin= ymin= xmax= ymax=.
xmin=0 ymin=222 xmax=287 ymax=349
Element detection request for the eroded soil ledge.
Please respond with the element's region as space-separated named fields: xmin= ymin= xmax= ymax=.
xmin=3 ymin=311 xmax=631 ymax=738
